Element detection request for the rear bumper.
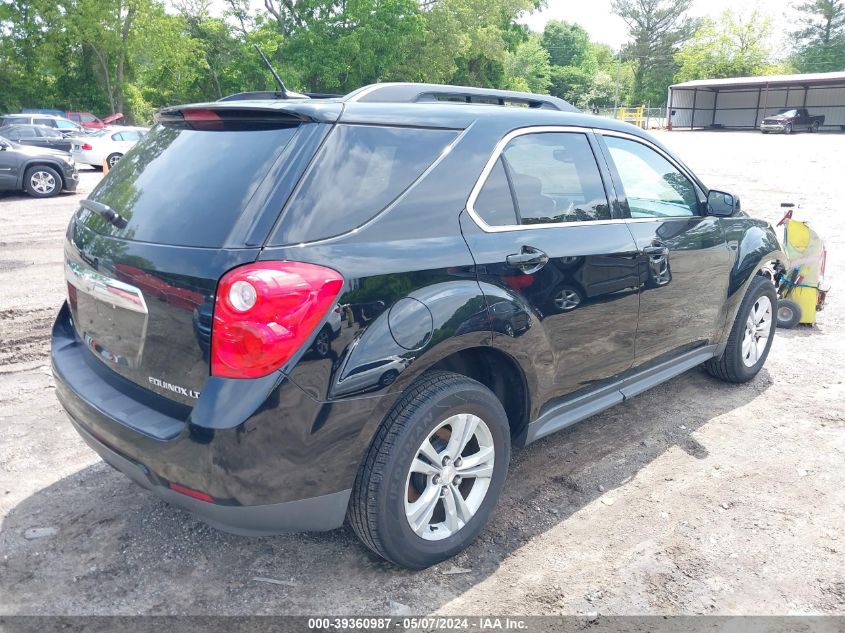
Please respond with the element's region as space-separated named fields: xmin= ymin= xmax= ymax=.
xmin=51 ymin=302 xmax=362 ymax=534
xmin=69 ymin=413 xmax=350 ymax=534
xmin=70 ymin=150 xmax=101 ymax=166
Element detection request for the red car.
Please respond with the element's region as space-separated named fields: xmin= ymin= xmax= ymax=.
xmin=66 ymin=111 xmax=124 ymax=129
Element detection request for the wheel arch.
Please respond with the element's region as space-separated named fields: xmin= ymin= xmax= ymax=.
xmin=716 ymin=248 xmax=786 ymax=356
xmin=17 ymin=160 xmax=66 ymax=189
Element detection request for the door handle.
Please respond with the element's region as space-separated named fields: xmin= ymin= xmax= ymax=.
xmin=506 ymin=246 xmax=549 ymax=274
xmin=643 ymin=244 xmax=669 ymax=257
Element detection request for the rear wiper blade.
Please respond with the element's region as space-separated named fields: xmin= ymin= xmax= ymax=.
xmin=80 ymin=199 xmax=128 ymax=229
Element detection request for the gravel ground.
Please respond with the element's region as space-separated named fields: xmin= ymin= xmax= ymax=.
xmin=1 ymin=132 xmax=843 ymax=617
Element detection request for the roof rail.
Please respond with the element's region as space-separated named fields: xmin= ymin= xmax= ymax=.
xmin=344 ymin=82 xmax=579 ymax=112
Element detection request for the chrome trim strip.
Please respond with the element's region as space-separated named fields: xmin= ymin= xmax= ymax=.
xmin=65 ymin=260 xmax=148 ymax=314
xmin=464 ymin=125 xmax=704 ymax=233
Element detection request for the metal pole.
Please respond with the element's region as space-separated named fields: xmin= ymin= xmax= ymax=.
xmin=667 ymin=87 xmax=674 ymax=130
xmin=754 ymin=86 xmax=762 ymax=128
xmin=762 ymin=83 xmax=770 ymax=123
xmin=712 ymin=89 xmax=718 ymax=127
xmin=691 ymin=88 xmax=698 ymax=130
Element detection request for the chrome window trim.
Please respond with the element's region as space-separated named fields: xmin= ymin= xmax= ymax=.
xmin=465 ymin=125 xmax=705 ymax=233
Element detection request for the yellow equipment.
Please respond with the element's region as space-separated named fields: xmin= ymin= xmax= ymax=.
xmin=618 ymin=105 xmax=645 ymax=129
xmin=776 ymin=206 xmax=829 ymax=327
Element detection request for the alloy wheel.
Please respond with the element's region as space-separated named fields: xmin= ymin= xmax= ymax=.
xmin=554 ymin=288 xmax=581 ymax=311
xmin=30 ymin=171 xmax=56 ymax=195
xmin=404 ymin=413 xmax=495 ymax=541
xmin=741 ymin=295 xmax=772 ymax=367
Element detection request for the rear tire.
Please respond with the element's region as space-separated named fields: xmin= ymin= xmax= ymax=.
xmin=705 ymin=275 xmax=777 ymax=383
xmin=23 ymin=165 xmax=62 ymax=198
xmin=811 ymin=121 xmax=820 ymax=133
xmin=348 ymin=371 xmax=510 ymax=569
xmin=106 ymin=153 xmax=123 ymax=168
xmin=776 ymin=298 xmax=802 ymax=329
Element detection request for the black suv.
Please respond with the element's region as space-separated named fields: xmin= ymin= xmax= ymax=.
xmin=51 ymin=83 xmax=785 ymax=569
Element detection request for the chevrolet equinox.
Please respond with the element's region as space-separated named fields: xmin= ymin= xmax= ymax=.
xmin=52 ymin=83 xmax=785 ymax=569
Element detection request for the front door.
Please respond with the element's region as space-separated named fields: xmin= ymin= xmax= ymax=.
xmin=0 ymin=141 xmax=18 ymax=189
xmin=596 ymin=132 xmax=732 ymax=366
xmin=461 ymin=128 xmax=642 ymax=408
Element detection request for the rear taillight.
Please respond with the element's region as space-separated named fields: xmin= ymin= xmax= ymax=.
xmin=81 ymin=143 xmax=93 ymax=151
xmin=211 ymin=262 xmax=343 ymax=378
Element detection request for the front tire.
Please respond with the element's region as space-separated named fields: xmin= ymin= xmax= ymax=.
xmin=24 ymin=166 xmax=62 ymax=198
xmin=348 ymin=371 xmax=510 ymax=569
xmin=705 ymin=275 xmax=777 ymax=383
xmin=785 ymin=123 xmax=793 ymax=135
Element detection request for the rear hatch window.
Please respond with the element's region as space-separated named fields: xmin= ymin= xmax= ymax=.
xmin=270 ymin=124 xmax=459 ymax=244
xmin=79 ymin=114 xmax=300 ymax=248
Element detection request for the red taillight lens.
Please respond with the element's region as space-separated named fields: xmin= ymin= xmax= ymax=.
xmin=81 ymin=143 xmax=93 ymax=151
xmin=211 ymin=262 xmax=343 ymax=378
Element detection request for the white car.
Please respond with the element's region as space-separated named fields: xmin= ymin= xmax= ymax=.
xmin=70 ymin=126 xmax=148 ymax=169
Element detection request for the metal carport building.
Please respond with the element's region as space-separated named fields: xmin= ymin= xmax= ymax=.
xmin=667 ymin=71 xmax=845 ymax=131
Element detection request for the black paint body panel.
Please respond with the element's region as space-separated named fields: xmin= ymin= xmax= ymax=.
xmin=51 ymin=96 xmax=786 ymax=532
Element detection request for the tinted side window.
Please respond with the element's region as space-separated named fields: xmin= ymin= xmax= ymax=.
xmin=54 ymin=119 xmax=77 ymax=130
xmin=34 ymin=118 xmax=55 ymax=127
xmin=474 ymin=158 xmax=517 ymax=226
xmin=273 ymin=125 xmax=458 ymax=244
xmin=603 ymin=136 xmax=699 ymax=218
xmin=4 ymin=128 xmax=24 ymax=140
xmin=38 ymin=127 xmax=62 ymax=138
xmin=502 ymin=132 xmax=610 ymax=225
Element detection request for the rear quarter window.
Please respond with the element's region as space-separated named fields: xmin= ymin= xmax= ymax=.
xmin=270 ymin=124 xmax=458 ymax=244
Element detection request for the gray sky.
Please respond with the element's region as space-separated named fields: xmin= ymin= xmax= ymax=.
xmin=521 ymin=0 xmax=793 ymax=51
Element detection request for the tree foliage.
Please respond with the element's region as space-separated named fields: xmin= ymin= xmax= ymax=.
xmin=675 ymin=10 xmax=789 ymax=82
xmin=791 ymin=0 xmax=845 ymax=71
xmin=612 ymin=0 xmax=695 ymax=104
xmin=0 ymin=0 xmax=540 ymax=122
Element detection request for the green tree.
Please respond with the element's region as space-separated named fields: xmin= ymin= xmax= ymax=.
xmin=791 ymin=0 xmax=845 ymax=71
xmin=612 ymin=0 xmax=694 ymax=104
xmin=504 ymin=35 xmax=552 ymax=92
xmin=675 ymin=10 xmax=780 ymax=82
xmin=541 ymin=20 xmax=592 ymax=69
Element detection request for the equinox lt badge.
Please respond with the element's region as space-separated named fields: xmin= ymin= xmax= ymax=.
xmin=148 ymin=376 xmax=200 ymax=399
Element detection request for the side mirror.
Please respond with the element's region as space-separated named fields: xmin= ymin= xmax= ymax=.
xmin=707 ymin=190 xmax=740 ymax=217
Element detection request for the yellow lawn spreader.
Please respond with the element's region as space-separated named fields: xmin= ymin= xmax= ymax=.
xmin=774 ymin=203 xmax=829 ymax=328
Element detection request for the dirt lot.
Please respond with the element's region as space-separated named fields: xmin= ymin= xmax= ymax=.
xmin=1 ymin=132 xmax=844 ymax=617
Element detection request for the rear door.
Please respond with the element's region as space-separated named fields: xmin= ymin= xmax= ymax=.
xmin=462 ymin=127 xmax=641 ymax=404
xmin=0 ymin=140 xmax=17 ymax=188
xmin=596 ymin=131 xmax=731 ymax=367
